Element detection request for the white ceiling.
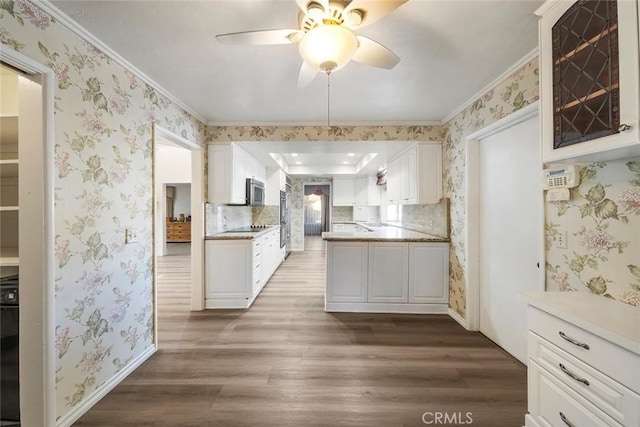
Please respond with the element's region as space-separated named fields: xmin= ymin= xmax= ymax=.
xmin=50 ymin=0 xmax=543 ymax=126
xmin=48 ymin=0 xmax=543 ymax=176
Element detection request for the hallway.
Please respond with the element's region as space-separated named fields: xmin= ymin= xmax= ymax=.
xmin=75 ymin=241 xmax=526 ymax=426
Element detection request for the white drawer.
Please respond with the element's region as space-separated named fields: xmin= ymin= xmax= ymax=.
xmin=529 ymin=360 xmax=623 ymax=427
xmin=528 ymin=307 xmax=640 ymax=392
xmin=529 ymin=332 xmax=640 ymax=426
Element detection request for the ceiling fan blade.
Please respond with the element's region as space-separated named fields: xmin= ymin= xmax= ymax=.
xmin=216 ymin=29 xmax=302 ymax=45
xmin=352 ymin=36 xmax=400 ymax=69
xmin=297 ymin=61 xmax=318 ymax=88
xmin=296 ymin=0 xmax=329 ymax=14
xmin=344 ymin=0 xmax=408 ymax=29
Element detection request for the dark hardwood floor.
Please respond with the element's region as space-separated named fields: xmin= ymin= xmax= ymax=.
xmin=74 ymin=237 xmax=527 ymax=427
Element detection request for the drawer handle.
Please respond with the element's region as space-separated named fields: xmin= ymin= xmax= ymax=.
xmin=559 ymin=412 xmax=575 ymax=427
xmin=558 ymin=331 xmax=590 ymax=350
xmin=558 ymin=363 xmax=590 ymax=386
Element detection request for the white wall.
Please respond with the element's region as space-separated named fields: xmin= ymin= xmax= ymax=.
xmin=155 ymin=143 xmax=191 ymax=255
xmin=172 ymin=183 xmax=191 ymax=217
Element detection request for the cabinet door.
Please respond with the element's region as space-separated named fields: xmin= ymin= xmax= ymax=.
xmin=539 ymin=0 xmax=640 ymax=163
xmin=417 ymin=143 xmax=442 ymax=205
xmin=354 ymin=177 xmax=368 ymax=205
xmin=205 ymin=240 xmax=251 ymax=299
xmin=332 ymin=178 xmax=355 ymax=206
xmin=408 ymin=243 xmax=449 ymax=303
xmin=368 ymin=243 xmax=408 ymax=303
xmin=404 ymin=148 xmax=417 ymax=204
xmin=326 ymin=242 xmax=368 ymax=302
xmin=386 ymin=158 xmax=401 ymax=204
xmin=231 ymin=146 xmax=247 ymax=204
xmin=208 ymin=145 xmax=231 ymax=203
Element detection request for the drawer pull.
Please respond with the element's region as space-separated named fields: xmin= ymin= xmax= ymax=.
xmin=558 ymin=363 xmax=590 ymax=386
xmin=559 ymin=331 xmax=590 ymax=350
xmin=559 ymin=412 xmax=575 ymax=427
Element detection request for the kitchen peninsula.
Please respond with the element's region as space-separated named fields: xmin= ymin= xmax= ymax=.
xmin=322 ymin=223 xmax=450 ymax=314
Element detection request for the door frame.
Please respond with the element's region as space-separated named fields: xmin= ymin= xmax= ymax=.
xmin=152 ymin=125 xmax=204 ymax=333
xmin=1 ymin=47 xmax=56 ymax=426
xmin=302 ymin=181 xmax=332 ymax=249
xmin=464 ymin=102 xmax=544 ymax=331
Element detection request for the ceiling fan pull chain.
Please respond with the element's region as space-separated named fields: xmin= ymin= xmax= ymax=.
xmin=327 ymin=71 xmax=331 ymax=137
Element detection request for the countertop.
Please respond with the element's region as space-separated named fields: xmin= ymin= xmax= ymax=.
xmin=525 ymin=291 xmax=640 ymax=355
xmin=322 ymin=223 xmax=449 ymax=242
xmin=205 ymin=225 xmax=280 ymax=240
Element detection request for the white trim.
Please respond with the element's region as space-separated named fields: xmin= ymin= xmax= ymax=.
xmin=467 ymin=102 xmax=540 ymax=141
xmin=207 ymin=120 xmax=443 ymax=127
xmin=447 ymin=308 xmax=468 ymax=329
xmin=37 ymin=1 xmax=207 ymax=124
xmin=152 ymin=125 xmax=205 ymax=316
xmin=464 ymin=101 xmax=542 ymax=332
xmin=325 ymin=302 xmax=449 ymax=314
xmin=1 ymin=45 xmax=56 ymax=427
xmin=442 ymin=48 xmax=539 ymax=124
xmin=56 ymin=345 xmax=157 ymax=427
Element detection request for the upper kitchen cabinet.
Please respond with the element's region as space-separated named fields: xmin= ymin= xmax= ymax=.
xmin=265 ymin=167 xmax=287 ymax=206
xmin=333 ymin=177 xmax=380 ymax=206
xmin=387 ymin=142 xmax=442 ymax=205
xmin=537 ymin=0 xmax=640 ymax=164
xmin=208 ymin=143 xmax=266 ymax=205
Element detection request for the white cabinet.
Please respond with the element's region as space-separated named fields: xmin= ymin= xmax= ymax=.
xmin=333 ymin=177 xmax=380 ymax=206
xmin=408 ymin=243 xmax=449 ymax=304
xmin=325 ymin=240 xmax=449 ymax=313
xmin=325 ymin=242 xmax=368 ymax=303
xmin=368 ymin=243 xmax=408 ymax=303
xmin=525 ymin=294 xmax=640 ymax=427
xmin=536 ymin=0 xmax=640 ymax=163
xmin=265 ymin=167 xmax=286 ymax=206
xmin=386 ymin=143 xmax=442 ymax=205
xmin=208 ymin=143 xmax=266 ymax=205
xmin=205 ymin=227 xmax=284 ymax=309
xmin=354 ymin=176 xmax=380 ymax=206
xmin=332 ymin=178 xmax=356 ymax=206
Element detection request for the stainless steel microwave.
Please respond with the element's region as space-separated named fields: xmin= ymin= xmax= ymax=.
xmin=246 ymin=178 xmax=265 ymax=206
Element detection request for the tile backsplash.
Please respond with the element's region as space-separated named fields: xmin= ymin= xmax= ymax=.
xmin=332 ymin=206 xmax=354 ymax=221
xmin=252 ymin=205 xmax=280 ymax=225
xmin=392 ymin=199 xmax=449 ymax=238
xmin=205 ymin=204 xmax=251 ymax=234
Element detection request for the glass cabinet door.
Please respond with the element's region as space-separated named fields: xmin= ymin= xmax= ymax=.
xmin=552 ymin=0 xmax=619 ymax=149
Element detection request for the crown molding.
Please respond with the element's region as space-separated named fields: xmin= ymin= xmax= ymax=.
xmin=441 ymin=47 xmax=539 ymax=125
xmin=36 ymin=0 xmax=207 ymax=124
xmin=207 ymin=120 xmax=443 ymax=127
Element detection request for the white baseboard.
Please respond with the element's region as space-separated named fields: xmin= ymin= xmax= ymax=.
xmin=56 ymin=345 xmax=156 ymax=427
xmin=447 ymin=308 xmax=468 ymax=329
xmin=325 ymin=302 xmax=449 ymax=314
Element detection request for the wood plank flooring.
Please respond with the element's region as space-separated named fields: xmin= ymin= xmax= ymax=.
xmin=74 ymin=237 xmax=527 ymax=426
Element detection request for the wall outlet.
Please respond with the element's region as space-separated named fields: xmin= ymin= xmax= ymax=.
xmin=555 ymin=231 xmax=567 ymax=249
xmin=125 ymin=229 xmax=138 ymax=244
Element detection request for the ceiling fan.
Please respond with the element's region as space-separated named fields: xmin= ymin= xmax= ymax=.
xmin=216 ymin=0 xmax=408 ymax=87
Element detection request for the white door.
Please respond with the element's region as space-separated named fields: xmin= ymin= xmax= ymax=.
xmin=478 ymin=114 xmax=542 ymax=364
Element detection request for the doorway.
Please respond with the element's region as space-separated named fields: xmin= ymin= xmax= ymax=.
xmin=465 ymin=103 xmax=544 ymax=364
xmin=1 ymin=51 xmax=56 ymax=426
xmin=152 ymin=125 xmax=203 ymax=322
xmin=303 ymin=183 xmax=331 ymax=251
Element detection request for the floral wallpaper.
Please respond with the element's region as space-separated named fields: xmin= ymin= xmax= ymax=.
xmin=441 ymin=58 xmax=540 ymax=316
xmin=546 ymin=159 xmax=640 ymax=306
xmin=1 ymin=0 xmax=205 ymax=420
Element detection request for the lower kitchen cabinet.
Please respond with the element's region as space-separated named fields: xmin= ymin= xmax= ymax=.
xmin=368 ymin=243 xmax=408 ymax=303
xmin=325 ymin=242 xmax=368 ymax=303
xmin=525 ymin=293 xmax=640 ymax=427
xmin=325 ymin=241 xmax=449 ymax=313
xmin=205 ymin=227 xmax=283 ymax=309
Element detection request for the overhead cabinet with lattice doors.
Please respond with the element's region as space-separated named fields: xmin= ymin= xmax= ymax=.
xmin=537 ymin=0 xmax=640 ymax=163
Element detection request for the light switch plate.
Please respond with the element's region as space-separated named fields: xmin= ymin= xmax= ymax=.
xmin=125 ymin=229 xmax=138 ymax=244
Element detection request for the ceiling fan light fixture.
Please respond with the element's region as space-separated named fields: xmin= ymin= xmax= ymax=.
xmin=307 ymin=3 xmax=325 ymax=23
xmin=345 ymin=9 xmax=363 ymax=28
xmin=298 ymin=24 xmax=358 ymax=73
